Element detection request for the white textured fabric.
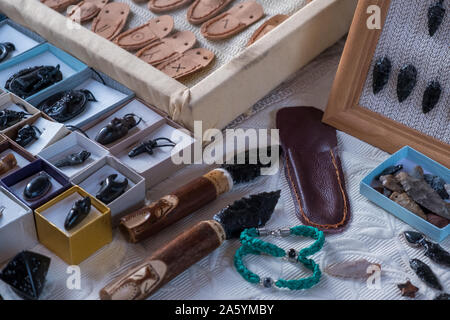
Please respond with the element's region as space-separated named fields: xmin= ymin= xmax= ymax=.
xmin=1 ymin=39 xmax=449 ymax=300
xmin=359 ymin=0 xmax=449 ymax=145
xmin=70 ymin=0 xmax=308 ymax=87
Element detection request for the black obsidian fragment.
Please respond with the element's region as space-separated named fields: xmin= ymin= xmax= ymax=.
xmin=213 ymin=191 xmax=281 ymax=239
xmin=424 ymin=174 xmax=449 ymax=199
xmin=428 ymin=0 xmax=445 ymax=37
xmin=0 ymin=251 xmax=51 ymax=300
xmin=409 ymin=258 xmax=442 ymax=291
xmin=372 ymin=57 xmax=392 ymax=94
xmin=422 ymin=81 xmax=442 ymax=114
xmin=376 ymin=165 xmax=403 ymax=179
xmin=397 ymin=64 xmax=417 ymax=102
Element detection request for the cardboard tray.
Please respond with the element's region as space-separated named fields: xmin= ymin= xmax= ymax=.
xmin=360 ymin=146 xmax=450 ymax=242
xmin=0 ymin=0 xmax=357 ymax=132
xmin=0 ymin=42 xmax=87 ymax=102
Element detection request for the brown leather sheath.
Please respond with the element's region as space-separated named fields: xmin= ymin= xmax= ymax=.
xmin=91 ymin=3 xmax=130 ymax=41
xmin=120 ymin=168 xmax=231 ymax=243
xmin=276 ymin=107 xmax=351 ymax=233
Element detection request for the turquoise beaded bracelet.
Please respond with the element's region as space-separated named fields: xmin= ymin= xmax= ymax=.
xmin=234 ymin=225 xmax=325 ymax=290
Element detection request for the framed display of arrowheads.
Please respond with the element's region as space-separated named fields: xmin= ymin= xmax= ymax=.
xmin=323 ymin=0 xmax=449 ymax=168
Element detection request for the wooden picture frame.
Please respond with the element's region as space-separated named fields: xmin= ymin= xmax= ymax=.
xmin=323 ymin=0 xmax=450 ymax=168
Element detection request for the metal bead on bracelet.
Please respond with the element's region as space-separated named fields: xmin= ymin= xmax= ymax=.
xmin=234 ymin=225 xmax=325 ymax=290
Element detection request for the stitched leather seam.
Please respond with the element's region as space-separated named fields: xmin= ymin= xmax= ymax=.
xmin=285 ymin=150 xmax=348 ymax=229
xmin=190 ymin=0 xmax=226 ymax=20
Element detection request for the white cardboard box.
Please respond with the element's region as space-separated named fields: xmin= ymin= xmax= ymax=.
xmin=0 ymin=92 xmax=40 ymax=133
xmin=111 ymin=122 xmax=195 ymax=189
xmin=37 ymin=131 xmax=109 ymax=179
xmin=71 ymin=156 xmax=146 ymax=227
xmin=82 ymin=99 xmax=165 ymax=152
xmin=0 ymin=186 xmax=37 ymax=264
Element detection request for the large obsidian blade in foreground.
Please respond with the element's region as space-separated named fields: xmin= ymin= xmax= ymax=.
xmin=422 ymin=81 xmax=442 ymax=114
xmin=221 ymin=147 xmax=276 ymax=184
xmin=213 ymin=190 xmax=281 ymax=239
xmin=372 ymin=57 xmax=391 ymax=94
xmin=0 ymin=251 xmax=51 ymax=300
xmin=397 ymin=64 xmax=417 ymax=103
xmin=428 ymin=0 xmax=445 ymax=37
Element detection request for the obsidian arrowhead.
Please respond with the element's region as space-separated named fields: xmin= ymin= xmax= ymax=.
xmin=0 ymin=251 xmax=51 ymax=300
xmin=428 ymin=0 xmax=445 ymax=36
xmin=397 ymin=64 xmax=417 ymax=102
xmin=372 ymin=56 xmax=392 ymax=94
xmin=213 ymin=190 xmax=281 ymax=239
xmin=422 ymin=81 xmax=442 ymax=114
xmin=409 ymin=258 xmax=442 ymax=291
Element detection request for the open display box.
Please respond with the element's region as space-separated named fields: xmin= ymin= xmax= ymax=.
xmin=0 ymin=137 xmax=36 ymax=179
xmin=0 ymin=0 xmax=357 ymax=132
xmin=0 ymin=158 xmax=72 ymax=210
xmin=34 ymin=185 xmax=112 ymax=265
xmin=71 ymin=156 xmax=146 ymax=227
xmin=82 ymin=99 xmax=165 ymax=152
xmin=37 ymin=131 xmax=109 ymax=179
xmin=111 ymin=121 xmax=195 ymax=189
xmin=3 ymin=113 xmax=70 ymax=155
xmin=361 ymin=146 xmax=449 ymax=242
xmin=0 ymin=93 xmax=40 ymax=133
xmin=0 ymin=43 xmax=87 ymax=102
xmin=28 ymin=68 xmax=135 ymax=128
xmin=0 ymin=18 xmax=45 ymax=62
xmin=0 ymin=186 xmax=37 ymax=264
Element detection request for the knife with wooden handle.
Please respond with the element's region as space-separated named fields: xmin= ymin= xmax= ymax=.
xmin=100 ymin=191 xmax=280 ymax=300
xmin=119 ymin=149 xmax=274 ymax=243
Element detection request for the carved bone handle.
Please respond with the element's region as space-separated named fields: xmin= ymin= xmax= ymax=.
xmin=100 ymin=220 xmax=226 ymax=300
xmin=119 ymin=168 xmax=232 ymax=243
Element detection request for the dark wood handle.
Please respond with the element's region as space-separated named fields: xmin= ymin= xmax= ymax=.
xmin=100 ymin=220 xmax=225 ymax=300
xmin=119 ymin=169 xmax=232 ymax=243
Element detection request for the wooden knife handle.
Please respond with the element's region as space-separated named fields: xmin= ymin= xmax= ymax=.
xmin=100 ymin=220 xmax=226 ymax=300
xmin=119 ymin=168 xmax=232 ymax=243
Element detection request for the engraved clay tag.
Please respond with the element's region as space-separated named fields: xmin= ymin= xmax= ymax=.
xmin=41 ymin=0 xmax=79 ymax=11
xmin=247 ymin=14 xmax=289 ymax=46
xmin=157 ymin=48 xmax=215 ymax=79
xmin=92 ymin=3 xmax=130 ymax=41
xmin=187 ymin=0 xmax=235 ymax=25
xmin=201 ymin=0 xmax=264 ymax=40
xmin=136 ymin=31 xmax=196 ymax=66
xmin=114 ymin=16 xmax=174 ymax=51
xmin=148 ymin=0 xmax=194 ymax=13
xmin=68 ymin=0 xmax=110 ymax=23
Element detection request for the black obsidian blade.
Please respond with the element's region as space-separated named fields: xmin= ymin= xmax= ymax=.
xmin=409 ymin=258 xmax=442 ymax=291
xmin=213 ymin=190 xmax=281 ymax=239
xmin=372 ymin=57 xmax=392 ymax=94
xmin=375 ymin=164 xmax=403 ymax=179
xmin=424 ymin=174 xmax=449 ymax=199
xmin=221 ymin=147 xmax=277 ymax=184
xmin=0 ymin=251 xmax=51 ymax=300
xmin=428 ymin=0 xmax=445 ymax=36
xmin=422 ymin=81 xmax=442 ymax=114
xmin=397 ymin=64 xmax=417 ymax=102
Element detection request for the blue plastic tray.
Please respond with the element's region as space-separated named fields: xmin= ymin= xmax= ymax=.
xmin=360 ymin=146 xmax=450 ymax=242
xmin=0 ymin=43 xmax=87 ymax=101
